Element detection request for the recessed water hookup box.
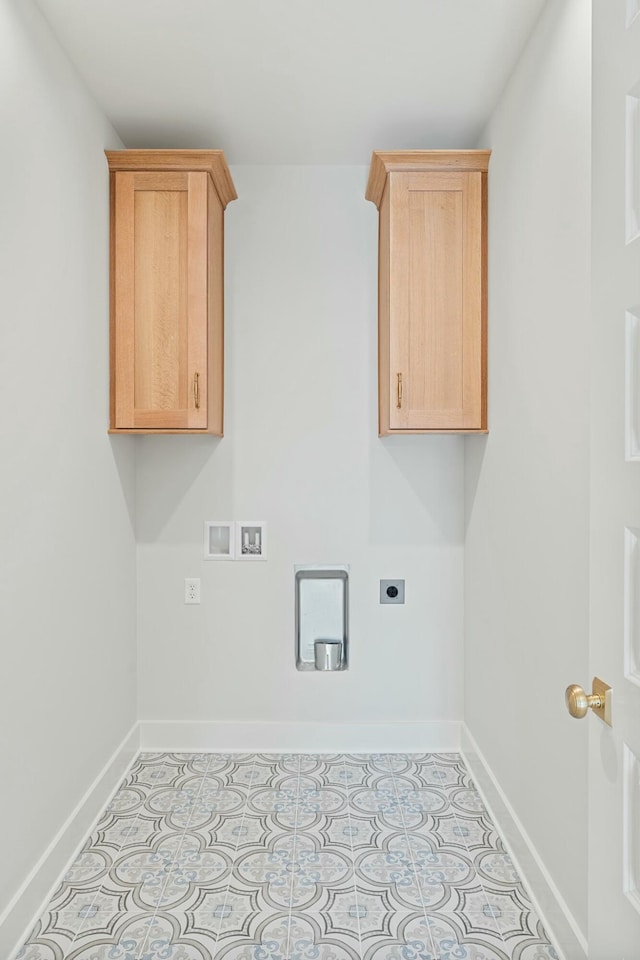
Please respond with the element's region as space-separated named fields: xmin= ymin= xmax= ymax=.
xmin=237 ymin=521 xmax=267 ymax=560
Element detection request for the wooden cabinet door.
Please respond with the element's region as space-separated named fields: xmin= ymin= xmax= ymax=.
xmin=112 ymin=170 xmax=208 ymax=430
xmin=388 ymin=170 xmax=484 ymax=431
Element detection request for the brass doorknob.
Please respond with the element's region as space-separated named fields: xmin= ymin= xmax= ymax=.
xmin=565 ymin=677 xmax=612 ymax=725
xmin=565 ymin=684 xmax=602 ymax=719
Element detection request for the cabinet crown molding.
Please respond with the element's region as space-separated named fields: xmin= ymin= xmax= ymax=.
xmin=365 ymin=150 xmax=491 ymax=210
xmin=105 ymin=149 xmax=237 ymax=209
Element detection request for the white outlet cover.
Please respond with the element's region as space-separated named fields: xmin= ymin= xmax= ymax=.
xmin=184 ymin=578 xmax=201 ymax=603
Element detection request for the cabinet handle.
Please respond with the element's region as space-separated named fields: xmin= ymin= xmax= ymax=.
xmin=194 ymin=372 xmax=200 ymax=409
xmin=397 ymin=373 xmax=403 ymax=409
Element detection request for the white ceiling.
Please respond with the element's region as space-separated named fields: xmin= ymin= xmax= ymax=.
xmin=35 ymin=0 xmax=547 ymax=164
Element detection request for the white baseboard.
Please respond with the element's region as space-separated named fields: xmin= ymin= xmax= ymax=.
xmin=139 ymin=720 xmax=461 ymax=753
xmin=3 ymin=723 xmax=140 ymax=960
xmin=460 ymin=724 xmax=587 ymax=960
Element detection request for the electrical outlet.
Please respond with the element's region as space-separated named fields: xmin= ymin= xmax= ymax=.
xmin=380 ymin=579 xmax=405 ymax=604
xmin=184 ymin=578 xmax=201 ymax=604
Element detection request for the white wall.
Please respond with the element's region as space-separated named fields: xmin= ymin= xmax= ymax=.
xmin=0 ymin=0 xmax=137 ymax=951
xmin=137 ymin=165 xmax=464 ymax=746
xmin=465 ymin=0 xmax=590 ymax=939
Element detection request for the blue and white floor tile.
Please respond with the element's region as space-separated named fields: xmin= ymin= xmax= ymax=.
xmin=15 ymin=753 xmax=559 ymax=960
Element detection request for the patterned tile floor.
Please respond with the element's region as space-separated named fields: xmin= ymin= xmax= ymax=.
xmin=15 ymin=753 xmax=559 ymax=960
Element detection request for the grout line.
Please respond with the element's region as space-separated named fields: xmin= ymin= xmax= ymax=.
xmin=341 ymin=755 xmax=363 ymax=960
xmin=210 ymin=754 xmax=256 ymax=960
xmin=285 ymin=753 xmax=302 ymax=959
xmin=385 ymin=753 xmax=440 ymax=960
xmin=135 ymin=754 xmax=214 ymax=960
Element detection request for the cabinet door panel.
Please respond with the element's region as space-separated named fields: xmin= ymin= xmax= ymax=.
xmin=389 ymin=171 xmax=483 ymax=431
xmin=133 ymin=184 xmax=188 ymax=413
xmin=113 ymin=170 xmax=208 ymax=430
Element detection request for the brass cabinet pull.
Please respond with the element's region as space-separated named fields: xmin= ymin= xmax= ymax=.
xmin=397 ymin=373 xmax=403 ymax=409
xmin=565 ymin=677 xmax=612 ymax=725
xmin=194 ymin=372 xmax=200 ymax=409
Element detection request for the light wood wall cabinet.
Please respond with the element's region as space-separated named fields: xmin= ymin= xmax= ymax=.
xmin=366 ymin=150 xmax=490 ymax=435
xmin=106 ymin=150 xmax=237 ymax=434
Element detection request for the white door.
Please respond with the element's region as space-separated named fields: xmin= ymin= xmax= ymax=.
xmin=588 ymin=1 xmax=640 ymax=955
